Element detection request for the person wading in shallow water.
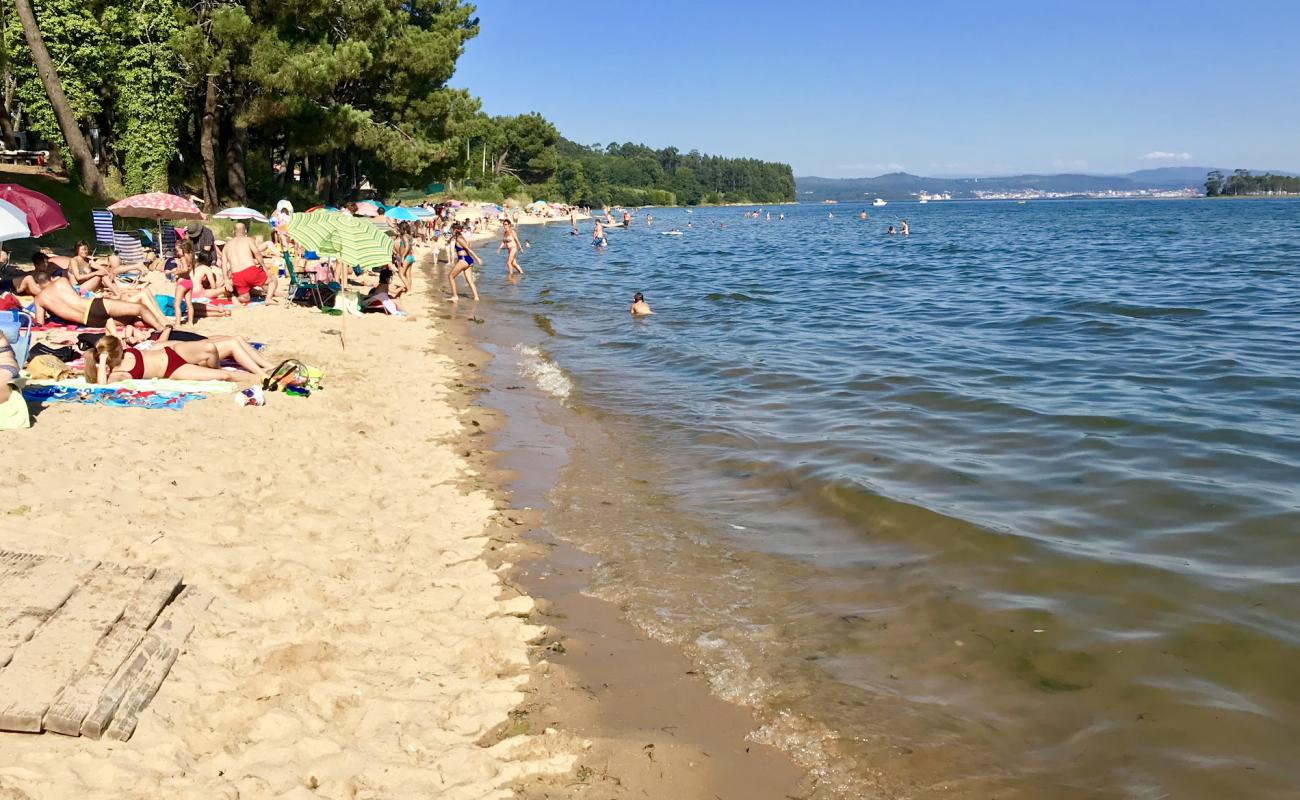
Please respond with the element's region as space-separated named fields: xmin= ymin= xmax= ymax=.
xmin=498 ymin=220 xmax=524 ymax=278
xmin=629 ymin=292 xmax=653 ymax=316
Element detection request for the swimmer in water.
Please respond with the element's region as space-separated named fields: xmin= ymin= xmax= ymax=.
xmin=779 ymin=213 xmax=785 ymax=220
xmin=593 ymin=219 xmax=608 ymax=247
xmin=828 ymin=212 xmax=834 ymax=219
xmin=900 ymin=219 xmax=909 ymax=236
xmin=887 ymin=225 xmax=897 ymax=235
xmin=630 ymin=292 xmax=653 ymax=316
xmin=859 ymin=211 xmax=867 ymax=221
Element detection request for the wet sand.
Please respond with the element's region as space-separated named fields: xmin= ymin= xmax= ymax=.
xmin=429 ymin=279 xmax=814 ymax=799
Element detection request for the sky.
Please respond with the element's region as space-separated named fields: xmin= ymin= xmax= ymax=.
xmin=451 ymin=0 xmax=1300 ymax=178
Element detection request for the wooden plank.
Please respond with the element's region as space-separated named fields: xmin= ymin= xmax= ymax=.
xmin=84 ymin=586 xmax=209 ymax=741
xmin=42 ymin=571 xmax=181 ymax=737
xmin=0 ymin=551 xmax=46 ymax=585
xmin=0 ymin=565 xmax=141 ymax=732
xmin=0 ymin=558 xmax=97 ymax=656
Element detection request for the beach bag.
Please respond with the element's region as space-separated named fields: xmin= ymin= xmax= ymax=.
xmin=25 ymin=354 xmax=74 ymax=381
xmin=262 ymin=359 xmax=324 ymax=392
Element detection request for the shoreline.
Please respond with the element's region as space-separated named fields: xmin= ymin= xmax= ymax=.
xmin=425 ymin=266 xmax=814 ymax=798
xmin=0 ymin=256 xmax=572 ymax=797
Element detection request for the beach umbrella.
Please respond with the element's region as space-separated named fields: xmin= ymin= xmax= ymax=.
xmin=0 ymin=184 xmax=68 ymax=237
xmin=409 ymin=206 xmax=437 ymax=218
xmin=0 ymin=198 xmax=33 ymax=243
xmin=213 ymin=206 xmax=269 ymax=223
xmin=384 ymin=206 xmax=420 ymax=222
xmin=108 ymin=192 xmax=204 ymax=221
xmin=108 ymin=192 xmax=203 ymax=256
xmin=353 ymin=202 xmax=381 ymax=217
xmin=284 ymin=210 xmax=393 ymax=269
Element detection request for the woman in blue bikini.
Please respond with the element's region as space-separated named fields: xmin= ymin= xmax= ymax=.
xmin=447 ymin=223 xmax=481 ymax=302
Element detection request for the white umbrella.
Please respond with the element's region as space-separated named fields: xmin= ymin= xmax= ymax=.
xmin=214 ymin=206 xmax=269 ymax=223
xmin=0 ymin=198 xmax=32 ymax=242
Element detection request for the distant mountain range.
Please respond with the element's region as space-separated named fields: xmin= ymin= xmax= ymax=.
xmin=795 ymin=167 xmax=1296 ymax=201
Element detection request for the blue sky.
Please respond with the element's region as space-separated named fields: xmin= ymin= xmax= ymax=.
xmin=452 ymin=1 xmax=1300 ymax=178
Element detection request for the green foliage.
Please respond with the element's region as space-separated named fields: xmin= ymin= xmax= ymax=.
xmin=1208 ymin=169 xmax=1300 ymax=196
xmin=2 ymin=0 xmax=107 ymax=167
xmin=102 ymin=0 xmax=185 ymax=193
xmin=553 ymin=139 xmax=794 ymax=206
xmin=0 ymin=0 xmax=791 ymax=211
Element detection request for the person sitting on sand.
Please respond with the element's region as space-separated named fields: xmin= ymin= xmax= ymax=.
xmin=30 ymin=271 xmax=168 ymax=330
xmin=630 ymin=292 xmax=654 ymax=316
xmin=0 ymin=330 xmax=28 ymax=429
xmin=85 ymin=334 xmax=263 ymax=384
xmin=66 ymin=242 xmax=110 ymax=292
xmin=363 ymin=267 xmax=408 ymax=316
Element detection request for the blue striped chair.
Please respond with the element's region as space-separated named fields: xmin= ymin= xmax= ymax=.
xmin=92 ymin=210 xmax=115 ymax=254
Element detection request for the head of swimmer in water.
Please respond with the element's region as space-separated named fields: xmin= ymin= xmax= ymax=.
xmin=633 ymin=292 xmax=645 ymax=303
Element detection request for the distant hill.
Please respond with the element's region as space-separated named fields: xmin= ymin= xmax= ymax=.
xmin=796 ymin=167 xmax=1227 ymax=201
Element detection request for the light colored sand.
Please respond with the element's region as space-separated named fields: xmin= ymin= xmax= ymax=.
xmin=0 ymin=260 xmax=572 ymax=798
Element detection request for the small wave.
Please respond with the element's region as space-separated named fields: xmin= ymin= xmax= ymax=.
xmin=513 ymin=344 xmax=572 ymax=400
xmin=705 ymin=291 xmax=769 ymax=303
xmin=1064 ymin=300 xmax=1210 ymax=320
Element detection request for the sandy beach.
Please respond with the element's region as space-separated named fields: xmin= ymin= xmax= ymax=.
xmin=0 ymin=259 xmax=572 ymax=798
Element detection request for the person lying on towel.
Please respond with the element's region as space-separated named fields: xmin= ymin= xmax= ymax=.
xmin=29 ymin=270 xmax=169 ymax=331
xmin=84 ymin=335 xmax=264 ymax=384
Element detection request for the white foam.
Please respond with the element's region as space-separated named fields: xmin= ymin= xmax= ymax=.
xmin=514 ymin=344 xmax=572 ymax=401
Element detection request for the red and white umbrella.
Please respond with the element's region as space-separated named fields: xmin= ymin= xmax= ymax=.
xmin=107 ymin=192 xmax=204 ymax=221
xmin=353 ymin=201 xmax=381 ymax=217
xmin=0 ymin=184 xmax=68 ymax=237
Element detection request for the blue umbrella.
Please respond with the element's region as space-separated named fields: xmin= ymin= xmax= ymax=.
xmin=384 ymin=206 xmax=420 ymax=222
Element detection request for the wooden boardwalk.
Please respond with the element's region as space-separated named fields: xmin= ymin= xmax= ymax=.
xmin=0 ymin=550 xmax=207 ymax=740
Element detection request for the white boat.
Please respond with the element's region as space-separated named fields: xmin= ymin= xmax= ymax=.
xmin=918 ymin=198 xmax=928 ymax=204
xmin=873 ymin=198 xmax=887 ymax=206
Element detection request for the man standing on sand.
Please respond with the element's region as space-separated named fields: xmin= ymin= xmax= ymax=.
xmin=224 ymin=222 xmax=276 ymax=304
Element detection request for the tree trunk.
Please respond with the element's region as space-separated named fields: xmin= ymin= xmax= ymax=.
xmin=200 ymin=73 xmax=219 ymax=208
xmin=225 ymin=120 xmax=247 ymax=204
xmin=12 ymin=0 xmax=105 ymax=196
xmin=0 ymin=96 xmax=17 ymax=149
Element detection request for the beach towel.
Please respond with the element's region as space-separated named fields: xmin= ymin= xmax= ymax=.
xmin=22 ymin=377 xmax=237 ymax=411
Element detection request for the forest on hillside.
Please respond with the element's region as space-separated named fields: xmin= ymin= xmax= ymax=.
xmin=1205 ymin=170 xmax=1300 ymax=196
xmin=0 ymin=0 xmax=793 ymax=207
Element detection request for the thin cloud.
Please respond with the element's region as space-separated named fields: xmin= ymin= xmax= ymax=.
xmin=1141 ymin=151 xmax=1192 ymax=161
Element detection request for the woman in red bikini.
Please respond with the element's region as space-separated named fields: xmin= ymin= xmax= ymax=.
xmin=85 ymin=334 xmax=263 ymax=384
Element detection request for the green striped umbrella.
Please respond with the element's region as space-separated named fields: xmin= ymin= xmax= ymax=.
xmin=285 ymin=210 xmax=393 ymax=269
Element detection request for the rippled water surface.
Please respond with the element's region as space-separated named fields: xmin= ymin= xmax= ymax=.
xmin=469 ymin=199 xmax=1300 ymax=798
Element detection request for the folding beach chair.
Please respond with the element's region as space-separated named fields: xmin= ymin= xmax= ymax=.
xmin=282 ymin=251 xmax=336 ymax=308
xmin=111 ymin=233 xmax=147 ymax=285
xmin=161 ymin=224 xmax=177 ymax=256
xmin=91 ymin=209 xmax=115 ymax=254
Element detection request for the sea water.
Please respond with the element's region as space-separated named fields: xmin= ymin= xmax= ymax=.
xmin=470 ymin=199 xmax=1300 ymax=798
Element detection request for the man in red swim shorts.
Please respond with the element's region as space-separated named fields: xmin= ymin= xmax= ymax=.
xmin=223 ymin=222 xmax=276 ymax=304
